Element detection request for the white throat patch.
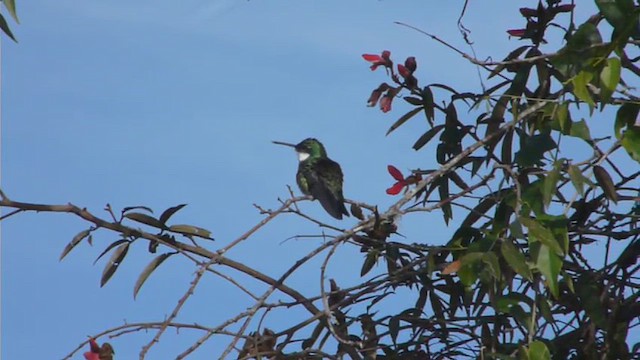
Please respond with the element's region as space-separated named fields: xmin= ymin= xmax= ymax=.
xmin=297 ymin=152 xmax=310 ymax=162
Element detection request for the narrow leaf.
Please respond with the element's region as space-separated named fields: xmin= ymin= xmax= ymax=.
xmin=122 ymin=206 xmax=154 ymax=214
xmin=521 ymin=217 xmax=563 ymax=255
xmin=572 ymin=70 xmax=595 ymax=108
xmin=599 ymin=57 xmax=621 ymax=102
xmin=169 ymin=224 xmax=214 ymax=239
xmin=403 ymin=96 xmax=422 ymax=106
xmin=93 ymin=239 xmax=129 ymax=265
xmin=159 ymin=204 xmax=187 ymax=224
xmin=360 ymin=250 xmax=378 ymax=276
xmin=0 ymin=14 xmax=17 ymax=42
xmin=133 ymin=253 xmax=173 ymax=299
xmin=350 ymin=203 xmax=365 ymax=220
xmin=386 ymin=107 xmax=422 ymax=136
xmin=593 ymin=165 xmax=618 ymax=203
xmin=59 ymin=229 xmax=91 ymax=261
xmin=100 ymin=242 xmax=130 ymax=287
xmin=412 ymin=125 xmax=445 ymax=150
xmin=124 ymin=212 xmax=167 ymax=229
xmin=567 ymin=165 xmax=585 ymax=196
xmin=3 ymin=0 xmax=18 ymax=23
xmin=388 ymin=316 xmax=400 ymax=344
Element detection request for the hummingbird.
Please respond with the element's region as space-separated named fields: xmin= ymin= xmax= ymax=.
xmin=273 ymin=138 xmax=350 ymax=220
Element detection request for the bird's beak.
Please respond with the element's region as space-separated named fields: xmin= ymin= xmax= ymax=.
xmin=272 ymin=140 xmax=296 ymax=148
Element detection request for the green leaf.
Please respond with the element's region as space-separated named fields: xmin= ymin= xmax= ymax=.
xmin=621 ymin=126 xmax=640 ymax=163
xmin=596 ymin=0 xmax=629 ymax=29
xmin=482 ymin=251 xmax=501 ymax=281
xmin=567 ymin=164 xmax=586 ymax=196
xmin=458 ymin=252 xmax=484 ymax=287
xmin=59 ymin=229 xmax=92 ymax=261
xmin=159 ymin=204 xmax=187 ymax=224
xmin=388 ymin=316 xmax=400 ymax=344
xmin=528 ymin=341 xmax=551 ymax=360
xmin=520 ymin=217 xmax=563 ymax=255
xmin=593 ymin=165 xmax=618 ymax=203
xmin=514 ymin=133 xmax=557 ymax=167
xmin=600 ymin=57 xmax=621 ymax=102
xmin=124 ymin=212 xmax=168 ymax=230
xmin=100 ymin=242 xmax=130 ymax=287
xmin=386 ymin=107 xmax=423 ymax=136
xmin=122 ymin=205 xmax=154 ymax=214
xmin=169 ymin=224 xmax=214 ymax=239
xmin=93 ymin=239 xmax=129 ymax=265
xmin=133 ymin=253 xmax=173 ymax=299
xmin=438 ymin=177 xmax=452 ymax=224
xmin=539 ymin=214 xmax=569 ymax=255
xmin=536 ymin=295 xmax=553 ymax=323
xmin=555 ymin=102 xmax=571 ymax=134
xmin=542 ymin=163 xmax=561 ymax=208
xmin=0 ymin=14 xmax=17 ymax=42
xmin=615 ymin=103 xmax=640 ymax=140
xmin=577 ymin=273 xmax=607 ymax=328
xmin=501 ymin=239 xmax=533 ymax=281
xmin=3 ymin=0 xmax=18 ymax=23
xmin=412 ymin=125 xmax=445 ymax=150
xmin=572 ymin=70 xmax=595 ymax=108
xmin=360 ymin=250 xmax=378 ymax=276
xmin=569 ymin=119 xmax=592 ymax=141
xmin=535 ymin=244 xmax=562 ymax=298
xmin=422 ymin=87 xmax=435 ymax=125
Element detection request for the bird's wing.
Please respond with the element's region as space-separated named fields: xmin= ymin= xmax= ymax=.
xmin=309 ymin=159 xmax=349 ymax=219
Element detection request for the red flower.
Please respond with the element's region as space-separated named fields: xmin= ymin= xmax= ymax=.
xmin=385 ymin=165 xmax=422 ymax=195
xmin=519 ymin=7 xmax=537 ymax=17
xmin=380 ymin=93 xmax=393 ymax=113
xmin=362 ymin=50 xmax=392 ymax=71
xmin=367 ymin=83 xmax=389 ymax=107
xmin=84 ymin=338 xmax=114 ymax=360
xmin=507 ymin=29 xmax=526 ymax=37
xmin=397 ymin=64 xmax=411 ymax=79
xmin=84 ymin=338 xmax=101 ymax=360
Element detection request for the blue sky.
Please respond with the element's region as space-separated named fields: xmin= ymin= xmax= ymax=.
xmin=2 ymin=1 xmax=636 ymax=359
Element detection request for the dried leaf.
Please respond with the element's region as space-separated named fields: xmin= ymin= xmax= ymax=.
xmin=169 ymin=224 xmax=214 ymax=240
xmin=159 ymin=204 xmax=187 ymax=224
xmin=350 ymin=203 xmax=365 ymax=220
xmin=100 ymin=242 xmax=130 ymax=287
xmin=442 ymin=260 xmax=461 ymax=275
xmin=124 ymin=212 xmax=167 ymax=230
xmin=133 ymin=253 xmax=173 ymax=299
xmin=593 ymin=165 xmax=618 ymax=203
xmin=59 ymin=229 xmax=91 ymax=261
xmin=386 ymin=107 xmax=423 ymax=136
xmin=94 ymin=239 xmax=129 ymax=265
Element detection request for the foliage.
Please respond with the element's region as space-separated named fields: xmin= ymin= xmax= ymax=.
xmin=2 ymin=0 xmax=640 ymax=359
xmin=1 ymin=0 xmax=18 ymax=41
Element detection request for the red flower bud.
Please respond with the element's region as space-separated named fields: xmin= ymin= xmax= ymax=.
xmin=404 ymin=56 xmax=417 ymax=72
xmin=380 ymin=94 xmax=393 ymax=113
xmin=519 ymin=7 xmax=537 ymax=17
xmin=507 ymin=29 xmax=526 ymax=37
xmin=397 ymin=64 xmax=411 ymax=79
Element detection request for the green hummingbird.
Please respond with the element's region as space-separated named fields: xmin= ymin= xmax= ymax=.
xmin=273 ymin=138 xmax=350 ymax=220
